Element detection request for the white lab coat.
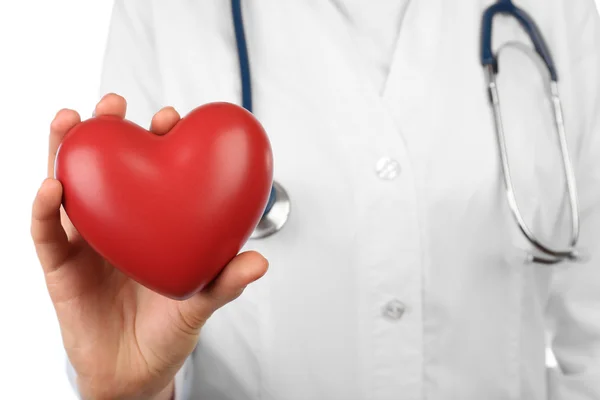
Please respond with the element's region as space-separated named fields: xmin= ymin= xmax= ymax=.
xmin=67 ymin=1 xmax=600 ymax=399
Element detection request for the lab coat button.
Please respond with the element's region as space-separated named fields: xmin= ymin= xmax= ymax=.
xmin=382 ymin=299 xmax=406 ymax=320
xmin=375 ymin=157 xmax=401 ymax=180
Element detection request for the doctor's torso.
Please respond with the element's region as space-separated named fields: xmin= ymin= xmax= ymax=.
xmin=99 ymin=1 xmax=600 ymax=399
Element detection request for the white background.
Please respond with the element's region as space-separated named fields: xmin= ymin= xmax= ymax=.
xmin=0 ymin=1 xmax=599 ymax=398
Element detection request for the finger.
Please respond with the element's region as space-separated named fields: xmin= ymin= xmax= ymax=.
xmin=94 ymin=93 xmax=127 ymax=119
xmin=202 ymin=251 xmax=269 ymax=305
xmin=149 ymin=106 xmax=181 ymax=136
xmin=48 ymin=109 xmax=81 ymax=178
xmin=31 ymin=178 xmax=70 ymax=274
xmin=175 ymin=251 xmax=269 ymax=332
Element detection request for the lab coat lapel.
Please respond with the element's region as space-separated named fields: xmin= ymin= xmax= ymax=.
xmin=307 ymin=1 xmax=411 ymax=117
xmin=278 ymin=1 xmax=415 ymax=160
xmin=298 ymin=0 xmax=448 ymax=154
xmin=248 ymin=0 xmax=470 ymax=183
xmin=380 ymin=0 xmax=446 ymax=151
xmin=305 ymin=2 xmax=392 ymax=113
xmin=247 ymin=1 xmax=409 ymax=173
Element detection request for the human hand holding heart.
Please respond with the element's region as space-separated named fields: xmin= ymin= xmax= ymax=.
xmin=56 ymin=99 xmax=273 ymax=299
xmin=30 ymin=94 xmax=270 ymax=400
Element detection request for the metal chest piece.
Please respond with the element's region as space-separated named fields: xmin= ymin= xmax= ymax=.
xmin=251 ymin=181 xmax=291 ymax=239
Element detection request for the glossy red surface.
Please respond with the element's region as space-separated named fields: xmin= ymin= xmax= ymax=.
xmin=55 ymin=102 xmax=273 ymax=300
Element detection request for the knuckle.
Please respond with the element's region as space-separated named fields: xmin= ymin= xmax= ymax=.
xmin=174 ymin=307 xmax=206 ymax=337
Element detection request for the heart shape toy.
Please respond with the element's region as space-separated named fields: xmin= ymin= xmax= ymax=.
xmin=55 ymin=102 xmax=273 ymax=300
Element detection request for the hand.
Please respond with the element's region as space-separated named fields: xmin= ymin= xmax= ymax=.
xmin=30 ymin=93 xmax=268 ymax=400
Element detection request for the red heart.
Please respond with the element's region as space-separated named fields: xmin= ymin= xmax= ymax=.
xmin=55 ymin=102 xmax=273 ymax=300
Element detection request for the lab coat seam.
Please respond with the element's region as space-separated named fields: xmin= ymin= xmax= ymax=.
xmin=383 ymin=133 xmax=427 ymax=400
xmin=377 ymin=78 xmax=428 ymax=400
xmin=378 ymin=72 xmax=428 ymax=400
xmin=377 ymin=0 xmax=412 ymax=98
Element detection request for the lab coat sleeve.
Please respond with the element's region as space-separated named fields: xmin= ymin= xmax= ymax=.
xmin=65 ymin=1 xmax=195 ymax=399
xmin=546 ymin=3 xmax=600 ymax=399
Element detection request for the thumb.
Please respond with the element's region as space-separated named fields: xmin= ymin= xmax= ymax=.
xmin=175 ymin=251 xmax=268 ymax=333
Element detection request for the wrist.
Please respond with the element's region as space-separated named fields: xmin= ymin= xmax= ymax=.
xmin=77 ymin=378 xmax=175 ymax=400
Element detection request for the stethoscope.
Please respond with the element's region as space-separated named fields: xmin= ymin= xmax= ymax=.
xmin=233 ymin=0 xmax=583 ymax=264
xmin=481 ymin=0 xmax=582 ymax=264
xmin=231 ymin=0 xmax=291 ymax=239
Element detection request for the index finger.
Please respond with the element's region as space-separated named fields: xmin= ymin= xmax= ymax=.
xmin=48 ymin=109 xmax=81 ymax=178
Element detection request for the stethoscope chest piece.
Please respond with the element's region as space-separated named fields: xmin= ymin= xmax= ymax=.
xmin=251 ymin=180 xmax=291 ymax=239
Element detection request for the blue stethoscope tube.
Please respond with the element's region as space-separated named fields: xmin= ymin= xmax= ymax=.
xmin=480 ymin=0 xmax=557 ymax=81
xmin=232 ymin=0 xmax=289 ymax=237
